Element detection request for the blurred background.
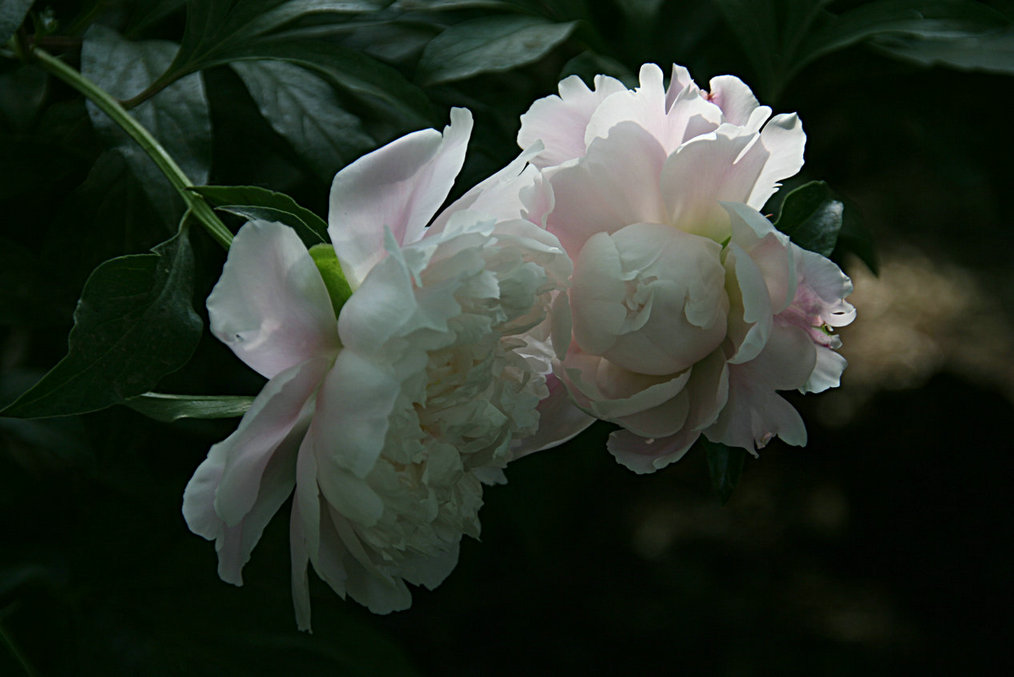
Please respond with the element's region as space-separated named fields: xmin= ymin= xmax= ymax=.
xmin=2 ymin=0 xmax=1012 ymax=674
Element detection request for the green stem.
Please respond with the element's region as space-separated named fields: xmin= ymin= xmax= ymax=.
xmin=28 ymin=47 xmax=232 ymax=250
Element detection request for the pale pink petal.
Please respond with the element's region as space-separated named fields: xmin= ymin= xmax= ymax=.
xmin=329 ymin=108 xmax=473 ymax=287
xmin=546 ymin=122 xmax=668 ymax=256
xmin=398 ymin=542 xmax=460 ymax=590
xmin=726 ymin=203 xmax=797 ymax=314
xmin=792 ymin=245 xmax=856 ymax=328
xmin=659 ymin=132 xmax=767 ymax=241
xmin=707 ymin=325 xmax=813 ymax=451
xmin=518 ymin=73 xmax=627 ymax=167
xmin=607 ymin=426 xmax=699 ymax=474
xmin=664 ymin=64 xmax=699 ymax=111
xmin=207 ymin=221 xmax=338 ymax=379
xmin=182 ymin=357 xmax=328 ymax=585
xmin=511 ymin=373 xmax=596 ymax=457
xmin=705 ymin=75 xmax=760 ymax=126
xmin=588 ymin=63 xmax=721 ymax=154
xmin=747 ymin=113 xmax=805 ymax=208
xmin=724 ymin=241 xmax=773 ymax=365
xmin=803 ymin=346 xmax=847 ymax=394
xmin=429 ymin=146 xmax=544 ymax=234
xmin=212 ymin=358 xmax=331 ymax=526
xmin=308 ymin=349 xmax=402 ymax=488
xmin=289 ymin=500 xmax=312 ymax=631
xmin=328 ymin=508 xmax=412 ymax=613
xmin=569 ymin=231 xmax=628 ymax=355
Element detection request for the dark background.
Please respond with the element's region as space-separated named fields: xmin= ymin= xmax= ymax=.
xmin=2 ymin=1 xmax=1012 ymax=674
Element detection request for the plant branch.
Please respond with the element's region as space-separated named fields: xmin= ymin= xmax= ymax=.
xmin=25 ymin=47 xmax=232 ymax=250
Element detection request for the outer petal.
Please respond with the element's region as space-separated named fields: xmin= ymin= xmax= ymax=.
xmin=512 ymin=373 xmax=596 ymax=457
xmin=182 ymin=356 xmax=328 ymax=585
xmin=428 ymin=145 xmax=546 ymax=234
xmin=747 ymin=113 xmax=806 ymax=208
xmin=607 ymin=426 xmax=698 ymax=474
xmin=705 ymin=75 xmax=761 ymax=126
xmin=207 ymin=221 xmax=339 ymax=379
xmin=707 ymin=324 xmax=813 ymax=451
xmin=518 ymin=73 xmax=627 ymax=167
xmin=329 ymin=108 xmax=473 ymax=287
xmin=659 ymin=132 xmax=768 ymax=240
xmin=546 ymin=122 xmax=668 ymax=256
xmin=586 ymin=63 xmax=723 ymax=156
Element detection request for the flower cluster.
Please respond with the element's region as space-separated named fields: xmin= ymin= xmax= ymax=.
xmin=184 ymin=64 xmax=854 ymax=627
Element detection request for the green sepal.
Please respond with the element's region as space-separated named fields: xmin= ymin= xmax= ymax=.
xmin=309 ymin=244 xmax=353 ymax=318
xmin=701 ymin=437 xmax=747 ymax=505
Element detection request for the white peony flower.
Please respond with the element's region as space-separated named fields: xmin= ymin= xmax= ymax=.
xmin=183 ymin=109 xmax=571 ymax=628
xmin=515 ymin=64 xmax=854 ymax=472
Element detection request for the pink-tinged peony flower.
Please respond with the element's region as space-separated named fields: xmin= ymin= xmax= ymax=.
xmin=183 ymin=108 xmax=572 ymax=628
xmin=516 ymin=64 xmax=854 ymax=472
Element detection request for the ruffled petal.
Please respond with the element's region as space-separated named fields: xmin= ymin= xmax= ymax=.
xmin=329 ymin=108 xmax=473 ymax=287
xmin=802 ymin=346 xmax=847 ymax=394
xmin=707 ymin=324 xmax=813 ymax=451
xmin=607 ymin=426 xmax=699 ymax=474
xmin=207 ymin=221 xmax=338 ymax=379
xmin=659 ymin=132 xmax=766 ymax=241
xmin=588 ymin=63 xmax=723 ymax=155
xmin=546 ymin=121 xmax=668 ymax=256
xmin=511 ymin=373 xmax=596 ymax=457
xmin=518 ymin=73 xmax=627 ymax=167
xmin=182 ymin=357 xmax=328 ymax=585
xmin=705 ymin=75 xmax=761 ymax=126
xmin=747 ymin=113 xmax=806 ymax=208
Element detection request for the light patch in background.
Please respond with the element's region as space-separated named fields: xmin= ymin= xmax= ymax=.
xmin=817 ymin=247 xmax=1014 ymax=426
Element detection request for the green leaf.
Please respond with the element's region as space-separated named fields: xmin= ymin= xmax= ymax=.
xmin=715 ymin=0 xmax=1008 ymax=99
xmin=873 ymin=26 xmax=1014 ymax=75
xmin=124 ymin=392 xmax=254 ymax=422
xmin=191 ymin=184 xmax=329 ymax=244
xmin=231 ymin=60 xmax=374 ymax=182
xmin=0 ymin=229 xmax=202 ymax=419
xmin=81 ymin=24 xmax=212 ymax=229
xmin=0 ymin=65 xmax=48 ymax=133
xmin=800 ymin=0 xmax=1009 ymax=66
xmin=701 ymin=437 xmax=747 ymax=505
xmin=712 ymin=0 xmax=829 ymax=98
xmin=0 ymin=0 xmax=33 ymax=44
xmin=416 ymin=15 xmax=579 ymax=86
xmin=772 ymin=180 xmax=844 ymax=257
xmin=232 ymin=41 xmax=435 ymax=131
xmin=168 ymin=0 xmax=385 ymax=78
xmin=833 ymin=197 xmax=879 ymax=275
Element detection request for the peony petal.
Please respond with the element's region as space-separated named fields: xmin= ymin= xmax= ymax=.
xmin=289 ymin=500 xmax=312 ymax=631
xmin=512 ymin=373 xmax=596 ymax=457
xmin=803 ymin=346 xmax=847 ymax=394
xmin=429 ymin=145 xmax=544 ymax=234
xmin=569 ymin=231 xmax=628 ymax=355
xmin=182 ymin=357 xmax=328 ymax=586
xmin=607 ymin=426 xmax=699 ymax=474
xmin=707 ymin=324 xmax=813 ymax=451
xmin=705 ymin=75 xmax=761 ymax=126
xmin=547 ymin=122 xmax=668 ymax=256
xmin=207 ymin=221 xmax=339 ymax=379
xmin=659 ymin=132 xmax=766 ymax=241
xmin=210 ymin=358 xmax=330 ymax=526
xmin=747 ymin=113 xmax=805 ymax=208
xmin=310 ymin=348 xmax=403 ymax=480
xmin=518 ymin=73 xmax=627 ymax=167
xmin=725 ymin=241 xmax=773 ymax=365
xmin=183 ymin=360 xmax=321 ymax=528
xmin=329 ymin=108 xmax=473 ymax=287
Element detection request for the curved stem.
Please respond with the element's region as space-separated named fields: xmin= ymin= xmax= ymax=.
xmin=28 ymin=47 xmax=232 ymax=249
